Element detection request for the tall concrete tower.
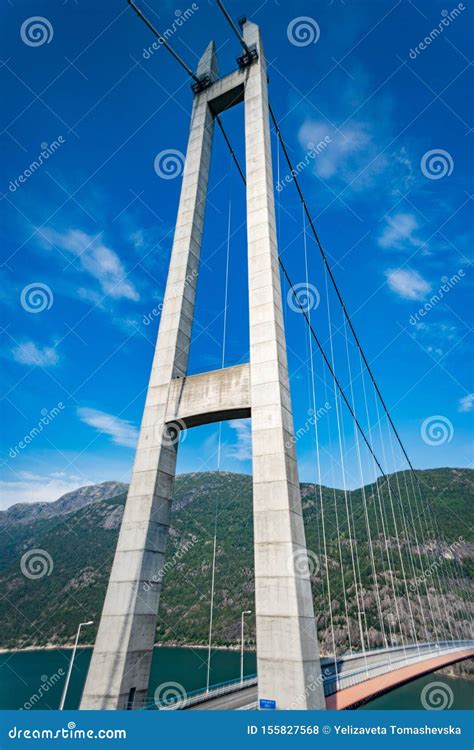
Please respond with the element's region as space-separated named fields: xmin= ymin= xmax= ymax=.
xmin=80 ymin=20 xmax=324 ymax=711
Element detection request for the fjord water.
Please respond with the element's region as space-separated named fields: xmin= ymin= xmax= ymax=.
xmin=0 ymin=647 xmax=471 ymax=710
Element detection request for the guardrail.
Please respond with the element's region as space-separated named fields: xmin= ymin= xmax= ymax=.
xmin=142 ymin=673 xmax=258 ymax=711
xmin=322 ymin=641 xmax=473 ymax=696
xmin=140 ymin=640 xmax=473 ymax=709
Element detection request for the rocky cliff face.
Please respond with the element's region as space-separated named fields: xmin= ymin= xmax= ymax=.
xmin=0 ymin=481 xmax=128 ymax=527
xmin=0 ymin=469 xmax=472 ymax=657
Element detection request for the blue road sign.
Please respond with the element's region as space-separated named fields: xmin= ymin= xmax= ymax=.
xmin=259 ymin=698 xmax=276 ymax=709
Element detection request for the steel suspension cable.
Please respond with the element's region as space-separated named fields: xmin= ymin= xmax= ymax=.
xmin=300 ymin=206 xmax=337 ymax=665
xmin=267 ymin=105 xmax=426 ymax=484
xmin=206 ymin=156 xmax=233 ymax=692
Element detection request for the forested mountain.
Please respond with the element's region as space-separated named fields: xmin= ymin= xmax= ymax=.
xmin=0 ymin=469 xmax=472 ymax=655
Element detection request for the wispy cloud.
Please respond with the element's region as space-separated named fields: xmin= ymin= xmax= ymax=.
xmin=458 ymin=393 xmax=474 ymax=413
xmin=413 ymin=321 xmax=459 ymax=359
xmin=11 ymin=341 xmax=59 ymax=367
xmin=40 ymin=228 xmax=140 ymax=302
xmin=77 ymin=407 xmax=138 ymax=448
xmin=378 ymin=212 xmax=424 ymax=251
xmin=0 ymin=471 xmax=86 ymax=509
xmin=227 ymin=419 xmax=252 ymax=461
xmin=385 ymin=268 xmax=431 ymax=300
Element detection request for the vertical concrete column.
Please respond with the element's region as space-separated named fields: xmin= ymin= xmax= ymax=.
xmin=80 ymin=46 xmax=217 ymax=711
xmin=243 ymin=22 xmax=325 ymax=710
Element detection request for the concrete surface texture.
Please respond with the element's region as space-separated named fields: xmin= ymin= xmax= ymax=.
xmin=80 ymin=21 xmax=324 ymax=711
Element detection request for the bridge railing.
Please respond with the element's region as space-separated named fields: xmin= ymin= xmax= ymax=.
xmin=141 ymin=673 xmax=258 ymax=711
xmin=322 ymin=641 xmax=472 ymax=697
xmin=139 ymin=640 xmax=473 ymax=709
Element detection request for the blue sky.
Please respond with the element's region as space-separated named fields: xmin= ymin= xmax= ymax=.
xmin=1 ymin=0 xmax=472 ymax=508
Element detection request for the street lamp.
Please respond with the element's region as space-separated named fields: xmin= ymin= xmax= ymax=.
xmin=240 ymin=610 xmax=252 ymax=685
xmin=59 ymin=620 xmax=93 ymax=710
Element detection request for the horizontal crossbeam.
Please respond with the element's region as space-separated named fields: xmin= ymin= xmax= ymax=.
xmin=166 ymin=363 xmax=251 ymax=429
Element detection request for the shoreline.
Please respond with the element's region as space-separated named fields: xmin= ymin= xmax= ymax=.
xmin=0 ymin=642 xmax=257 ymax=655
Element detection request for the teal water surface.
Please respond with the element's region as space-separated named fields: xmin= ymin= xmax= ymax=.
xmin=0 ymin=647 xmax=471 ymax=710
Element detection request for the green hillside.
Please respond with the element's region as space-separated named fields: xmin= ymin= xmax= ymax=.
xmin=0 ymin=468 xmax=472 ymax=653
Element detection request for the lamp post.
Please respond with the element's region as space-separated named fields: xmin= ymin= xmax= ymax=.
xmin=240 ymin=610 xmax=252 ymax=685
xmin=59 ymin=620 xmax=93 ymax=710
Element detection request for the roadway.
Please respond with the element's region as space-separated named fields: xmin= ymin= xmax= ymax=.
xmin=184 ymin=641 xmax=474 ymax=711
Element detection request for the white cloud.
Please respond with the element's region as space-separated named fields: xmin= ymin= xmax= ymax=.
xmin=297 ymin=118 xmax=415 ymax=195
xmin=378 ymin=212 xmax=424 ymax=251
xmin=385 ymin=268 xmax=431 ymax=300
xmin=227 ymin=419 xmax=252 ymax=461
xmin=458 ymin=394 xmax=474 ymax=413
xmin=40 ymin=228 xmax=140 ymax=302
xmin=0 ymin=472 xmax=89 ymax=509
xmin=11 ymin=341 xmax=59 ymax=367
xmin=78 ymin=407 xmax=138 ymax=448
xmin=413 ymin=322 xmax=458 ymax=358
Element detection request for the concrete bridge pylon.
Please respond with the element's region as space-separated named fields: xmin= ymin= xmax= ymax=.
xmin=80 ymin=20 xmax=324 ymax=711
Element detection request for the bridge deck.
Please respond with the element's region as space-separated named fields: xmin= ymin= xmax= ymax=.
xmin=182 ymin=644 xmax=474 ymax=711
xmin=326 ymin=647 xmax=474 ymax=709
